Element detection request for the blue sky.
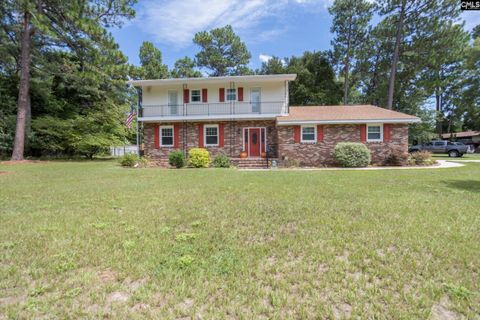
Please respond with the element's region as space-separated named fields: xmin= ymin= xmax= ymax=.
xmin=110 ymin=0 xmax=480 ymax=71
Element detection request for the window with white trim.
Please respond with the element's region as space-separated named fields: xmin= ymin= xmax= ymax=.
xmin=191 ymin=89 xmax=201 ymax=102
xmin=226 ymin=88 xmax=236 ymax=101
xmin=160 ymin=126 xmax=174 ymax=147
xmin=204 ymin=124 xmax=219 ymax=146
xmin=367 ymin=124 xmax=383 ymax=142
xmin=301 ymin=125 xmax=316 ymax=143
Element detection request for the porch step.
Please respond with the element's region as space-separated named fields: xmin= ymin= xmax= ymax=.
xmin=231 ymin=158 xmax=276 ymax=169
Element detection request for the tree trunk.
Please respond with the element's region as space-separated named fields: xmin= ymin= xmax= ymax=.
xmin=11 ymin=11 xmax=33 ymax=161
xmin=343 ymin=16 xmax=353 ymax=105
xmin=387 ymin=0 xmax=406 ymax=110
xmin=435 ymin=90 xmax=443 ymax=135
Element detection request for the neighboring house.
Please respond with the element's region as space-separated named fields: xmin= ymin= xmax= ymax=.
xmin=128 ymin=74 xmax=420 ymax=167
xmin=441 ymin=131 xmax=480 ymax=152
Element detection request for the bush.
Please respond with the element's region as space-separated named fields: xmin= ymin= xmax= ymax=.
xmin=407 ymin=151 xmax=435 ymax=166
xmin=212 ymin=153 xmax=231 ymax=168
xmin=168 ymin=150 xmax=185 ymax=168
xmin=188 ymin=148 xmax=210 ymax=168
xmin=119 ymin=153 xmax=139 ymax=167
xmin=334 ymin=142 xmax=371 ymax=167
xmin=384 ymin=145 xmax=409 ymax=166
xmin=119 ymin=153 xmax=148 ymax=168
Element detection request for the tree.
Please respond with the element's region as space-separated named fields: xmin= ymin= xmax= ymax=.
xmin=286 ymin=51 xmax=342 ymax=106
xmin=170 ymin=56 xmax=202 ymax=78
xmin=329 ymin=0 xmax=373 ymax=105
xmin=257 ymin=56 xmax=286 ymax=75
xmin=378 ymin=0 xmax=458 ymax=110
xmin=3 ymin=0 xmax=135 ymax=160
xmin=193 ymin=25 xmax=251 ymax=76
xmin=138 ymin=41 xmax=168 ymax=79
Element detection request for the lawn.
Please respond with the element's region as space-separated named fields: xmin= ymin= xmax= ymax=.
xmin=1 ymin=161 xmax=479 ymax=319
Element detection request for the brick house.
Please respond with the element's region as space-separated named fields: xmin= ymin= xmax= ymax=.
xmin=128 ymin=74 xmax=420 ymax=167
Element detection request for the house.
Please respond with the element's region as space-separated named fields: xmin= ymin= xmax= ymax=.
xmin=441 ymin=131 xmax=480 ymax=152
xmin=128 ymin=74 xmax=420 ymax=167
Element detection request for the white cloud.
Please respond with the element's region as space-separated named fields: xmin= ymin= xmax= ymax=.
xmin=135 ymin=0 xmax=330 ymax=48
xmin=259 ymin=54 xmax=273 ymax=63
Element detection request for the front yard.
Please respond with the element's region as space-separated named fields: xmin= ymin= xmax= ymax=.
xmin=1 ymin=161 xmax=479 ymax=318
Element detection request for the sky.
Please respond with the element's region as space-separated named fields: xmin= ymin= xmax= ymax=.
xmin=110 ymin=0 xmax=480 ymax=71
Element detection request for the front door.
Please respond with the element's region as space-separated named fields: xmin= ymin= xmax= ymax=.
xmin=168 ymin=90 xmax=178 ymax=115
xmin=248 ymin=128 xmax=261 ymax=157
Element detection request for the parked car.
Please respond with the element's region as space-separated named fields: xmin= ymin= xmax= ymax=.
xmin=409 ymin=140 xmax=468 ymax=157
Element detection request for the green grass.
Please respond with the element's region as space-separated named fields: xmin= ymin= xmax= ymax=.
xmin=1 ymin=161 xmax=479 ymax=318
xmin=432 ymin=153 xmax=480 ymax=160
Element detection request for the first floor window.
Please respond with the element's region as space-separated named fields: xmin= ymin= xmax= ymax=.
xmin=367 ymin=124 xmax=382 ymax=141
xmin=226 ymin=88 xmax=236 ymax=101
xmin=191 ymin=89 xmax=201 ymax=102
xmin=160 ymin=126 xmax=173 ymax=146
xmin=205 ymin=125 xmax=218 ymax=146
xmin=301 ymin=126 xmax=316 ymax=143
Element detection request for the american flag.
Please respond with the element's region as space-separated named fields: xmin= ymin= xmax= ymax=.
xmin=125 ymin=105 xmax=136 ymax=129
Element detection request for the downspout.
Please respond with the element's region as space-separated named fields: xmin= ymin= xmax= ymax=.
xmin=136 ymin=86 xmax=142 ymax=156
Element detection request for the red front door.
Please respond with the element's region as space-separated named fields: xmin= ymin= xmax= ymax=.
xmin=248 ymin=128 xmax=261 ymax=157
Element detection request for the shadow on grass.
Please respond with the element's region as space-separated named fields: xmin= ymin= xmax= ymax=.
xmin=443 ymin=180 xmax=480 ymax=193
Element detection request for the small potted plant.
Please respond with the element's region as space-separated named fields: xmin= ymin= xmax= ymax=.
xmin=240 ymin=150 xmax=247 ymax=158
xmin=261 ymin=151 xmax=267 ymax=159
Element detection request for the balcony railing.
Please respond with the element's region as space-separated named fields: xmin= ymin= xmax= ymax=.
xmin=139 ymin=101 xmax=286 ymax=118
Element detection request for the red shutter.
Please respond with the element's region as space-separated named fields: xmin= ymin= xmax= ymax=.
xmin=219 ymin=123 xmax=225 ymax=147
xmin=317 ymin=125 xmax=324 ymax=143
xmin=202 ymin=88 xmax=208 ymax=103
xmin=198 ymin=124 xmax=204 ymax=147
xmin=174 ymin=124 xmax=180 ymax=148
xmin=238 ymin=87 xmax=244 ymax=102
xmin=294 ymin=126 xmax=301 ymax=143
xmin=183 ymin=89 xmax=189 ymax=103
xmin=383 ymin=124 xmax=391 ymax=142
xmin=154 ymin=125 xmax=160 ymax=149
xmin=219 ymin=88 xmax=225 ymax=102
xmin=360 ymin=124 xmax=367 ymax=142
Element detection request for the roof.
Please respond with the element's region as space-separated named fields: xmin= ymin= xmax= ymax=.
xmin=127 ymin=74 xmax=297 ymax=86
xmin=277 ymin=105 xmax=420 ymax=125
xmin=441 ymin=131 xmax=480 ymax=139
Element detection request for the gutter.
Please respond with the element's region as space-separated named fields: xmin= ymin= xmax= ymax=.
xmin=276 ymin=118 xmax=421 ymax=125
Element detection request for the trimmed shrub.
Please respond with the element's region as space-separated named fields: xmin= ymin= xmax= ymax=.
xmin=212 ymin=153 xmax=231 ymax=168
xmin=384 ymin=145 xmax=409 ymax=166
xmin=334 ymin=142 xmax=371 ymax=167
xmin=119 ymin=153 xmax=148 ymax=168
xmin=119 ymin=153 xmax=139 ymax=167
xmin=408 ymin=151 xmax=435 ymax=166
xmin=188 ymin=148 xmax=210 ymax=168
xmin=169 ymin=150 xmax=185 ymax=168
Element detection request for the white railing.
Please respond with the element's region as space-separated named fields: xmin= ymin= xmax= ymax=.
xmin=140 ymin=101 xmax=286 ymax=118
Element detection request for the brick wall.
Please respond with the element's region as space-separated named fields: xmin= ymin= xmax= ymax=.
xmin=277 ymin=124 xmax=409 ymax=166
xmin=144 ymin=120 xmax=277 ymax=166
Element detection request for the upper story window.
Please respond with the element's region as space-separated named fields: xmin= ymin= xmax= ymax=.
xmin=226 ymin=89 xmax=236 ymax=101
xmin=367 ymin=124 xmax=383 ymax=142
xmin=160 ymin=125 xmax=174 ymax=147
xmin=301 ymin=125 xmax=316 ymax=143
xmin=191 ymin=89 xmax=201 ymax=102
xmin=204 ymin=124 xmax=219 ymax=146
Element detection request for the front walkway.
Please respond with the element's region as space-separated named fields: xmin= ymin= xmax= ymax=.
xmin=240 ymin=160 xmax=465 ymax=171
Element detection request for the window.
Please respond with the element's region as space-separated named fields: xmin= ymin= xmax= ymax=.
xmin=367 ymin=124 xmax=383 ymax=142
xmin=191 ymin=89 xmax=201 ymax=102
xmin=204 ymin=124 xmax=219 ymax=146
xmin=434 ymin=141 xmax=445 ymax=146
xmin=160 ymin=126 xmax=174 ymax=147
xmin=301 ymin=126 xmax=316 ymax=143
xmin=226 ymin=88 xmax=236 ymax=101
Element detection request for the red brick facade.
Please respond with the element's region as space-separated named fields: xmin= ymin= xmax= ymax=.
xmin=277 ymin=124 xmax=409 ymax=166
xmin=143 ymin=121 xmax=409 ymax=167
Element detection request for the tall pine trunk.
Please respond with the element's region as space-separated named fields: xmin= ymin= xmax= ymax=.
xmin=387 ymin=0 xmax=406 ymax=110
xmin=435 ymin=89 xmax=443 ymax=135
xmin=343 ymin=17 xmax=353 ymax=105
xmin=11 ymin=11 xmax=33 ymax=160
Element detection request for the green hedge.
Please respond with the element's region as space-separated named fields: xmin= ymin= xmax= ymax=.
xmin=168 ymin=150 xmax=185 ymax=168
xmin=334 ymin=142 xmax=371 ymax=167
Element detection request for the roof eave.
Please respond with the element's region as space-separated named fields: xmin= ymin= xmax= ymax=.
xmin=276 ymin=118 xmax=421 ymax=125
xmin=127 ymin=74 xmax=297 ymax=86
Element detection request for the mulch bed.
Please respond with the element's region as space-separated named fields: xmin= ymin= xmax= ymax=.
xmin=0 ymin=160 xmax=46 ymax=165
